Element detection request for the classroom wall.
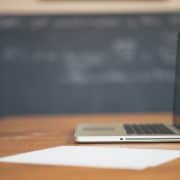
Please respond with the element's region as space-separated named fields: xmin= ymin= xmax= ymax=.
xmin=0 ymin=14 xmax=179 ymax=116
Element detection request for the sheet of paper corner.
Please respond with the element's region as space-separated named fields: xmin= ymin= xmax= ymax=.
xmin=0 ymin=146 xmax=180 ymax=170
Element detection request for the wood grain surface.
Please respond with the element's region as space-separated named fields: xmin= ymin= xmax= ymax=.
xmin=0 ymin=113 xmax=180 ymax=180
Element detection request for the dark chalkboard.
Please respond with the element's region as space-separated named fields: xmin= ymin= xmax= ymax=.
xmin=0 ymin=13 xmax=179 ymax=116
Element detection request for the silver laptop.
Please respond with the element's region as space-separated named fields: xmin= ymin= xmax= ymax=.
xmin=75 ymin=34 xmax=180 ymax=143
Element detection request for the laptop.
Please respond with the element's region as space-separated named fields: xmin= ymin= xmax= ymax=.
xmin=75 ymin=34 xmax=180 ymax=143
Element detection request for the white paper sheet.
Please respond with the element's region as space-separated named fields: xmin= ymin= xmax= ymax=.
xmin=0 ymin=146 xmax=180 ymax=170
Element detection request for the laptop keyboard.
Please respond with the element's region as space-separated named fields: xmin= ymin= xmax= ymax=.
xmin=124 ymin=124 xmax=175 ymax=135
xmin=175 ymin=125 xmax=180 ymax=130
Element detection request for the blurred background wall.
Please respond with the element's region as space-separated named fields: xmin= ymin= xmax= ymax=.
xmin=0 ymin=2 xmax=180 ymax=116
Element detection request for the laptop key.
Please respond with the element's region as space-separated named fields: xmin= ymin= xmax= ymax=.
xmin=124 ymin=124 xmax=136 ymax=134
xmin=175 ymin=125 xmax=180 ymax=130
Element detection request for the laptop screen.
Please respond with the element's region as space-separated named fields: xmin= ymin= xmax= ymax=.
xmin=174 ymin=33 xmax=180 ymax=126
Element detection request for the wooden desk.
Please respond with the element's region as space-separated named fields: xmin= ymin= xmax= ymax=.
xmin=0 ymin=114 xmax=180 ymax=180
